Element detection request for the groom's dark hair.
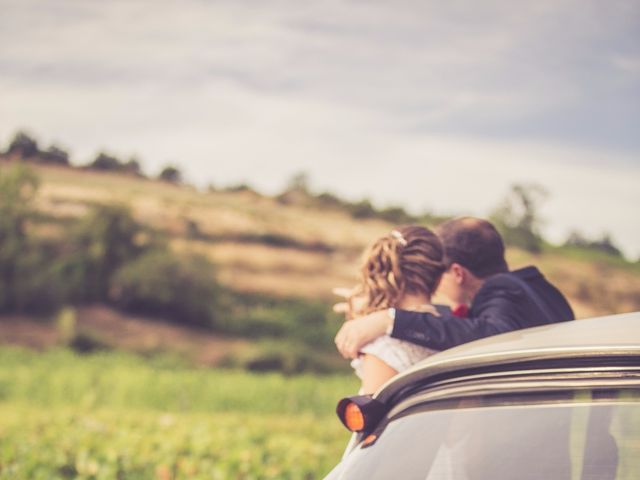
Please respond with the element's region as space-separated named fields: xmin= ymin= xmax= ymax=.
xmin=437 ymin=217 xmax=508 ymax=279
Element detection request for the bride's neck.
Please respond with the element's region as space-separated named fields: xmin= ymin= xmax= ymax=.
xmin=396 ymin=292 xmax=431 ymax=310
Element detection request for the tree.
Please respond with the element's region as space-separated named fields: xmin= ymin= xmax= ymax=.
xmin=565 ymin=230 xmax=623 ymax=258
xmin=0 ymin=166 xmax=40 ymax=301
xmin=122 ymin=157 xmax=142 ymax=176
xmin=6 ymin=131 xmax=39 ymax=158
xmin=62 ymin=204 xmax=145 ymax=301
xmin=109 ymin=250 xmax=221 ymax=328
xmin=159 ymin=165 xmax=182 ymax=183
xmin=276 ymin=171 xmax=313 ymax=205
xmin=490 ymin=183 xmax=548 ymax=253
xmin=378 ymin=205 xmax=415 ymax=224
xmin=41 ymin=145 xmax=70 ymax=165
xmin=349 ymin=199 xmax=376 ymax=219
xmin=590 ymin=234 xmax=623 ymax=257
xmin=0 ymin=165 xmax=62 ymax=313
xmin=89 ymin=152 xmax=122 ymax=171
xmin=286 ymin=171 xmax=310 ymax=193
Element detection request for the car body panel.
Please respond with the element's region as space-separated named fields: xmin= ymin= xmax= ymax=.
xmin=327 ymin=312 xmax=640 ymax=479
xmin=376 ymin=312 xmax=640 ymax=404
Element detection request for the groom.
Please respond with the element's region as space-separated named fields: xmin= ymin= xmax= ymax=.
xmin=335 ymin=217 xmax=574 ymax=358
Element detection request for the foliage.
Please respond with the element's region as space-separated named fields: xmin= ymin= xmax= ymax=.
xmin=224 ymin=232 xmax=334 ymax=253
xmin=491 ymin=183 xmax=548 ymax=253
xmin=0 ymin=163 xmax=39 ymax=229
xmin=348 ymin=199 xmax=377 ymax=219
xmin=314 ymin=191 xmax=346 ymax=208
xmin=221 ymin=340 xmax=350 ymax=375
xmin=564 ymin=230 xmax=623 ymax=258
xmin=222 ymin=293 xmax=339 ymax=349
xmin=1 ymin=407 xmax=349 ymax=479
xmin=544 ymin=243 xmax=640 ymax=275
xmin=0 ymin=347 xmax=356 ymax=413
xmin=59 ymin=204 xmax=146 ymax=302
xmin=285 ymin=171 xmax=310 ymax=193
xmin=88 ymin=152 xmax=122 ymax=171
xmin=5 ymin=130 xmax=39 ymax=158
xmin=377 ymin=205 xmax=415 ymax=224
xmin=87 ymin=152 xmax=142 ymax=176
xmin=159 ymin=165 xmax=182 ymax=183
xmin=223 ymin=183 xmax=256 ymax=193
xmin=276 ymin=173 xmax=434 ymax=227
xmin=109 ymin=250 xmax=221 ymax=328
xmin=342 ymin=198 xmax=419 ymax=224
xmin=0 ymin=165 xmax=229 ymax=328
xmin=311 ymin=190 xmax=447 ymax=227
xmin=67 ymin=331 xmax=111 ymax=354
xmin=40 ymin=145 xmax=70 ymax=165
xmin=0 ymin=347 xmax=356 ymax=479
xmin=122 ymin=157 xmax=142 ymax=176
xmin=0 ymin=164 xmax=63 ymax=313
xmin=4 ymin=131 xmax=70 ymax=166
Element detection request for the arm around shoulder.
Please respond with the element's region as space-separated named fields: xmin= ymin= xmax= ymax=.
xmin=335 ymin=310 xmax=393 ymax=359
xmin=391 ymin=286 xmax=525 ymax=350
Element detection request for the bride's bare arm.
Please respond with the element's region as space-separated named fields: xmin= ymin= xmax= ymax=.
xmin=359 ymin=353 xmax=398 ymax=395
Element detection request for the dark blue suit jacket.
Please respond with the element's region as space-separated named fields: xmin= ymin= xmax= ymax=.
xmin=391 ymin=266 xmax=574 ymax=350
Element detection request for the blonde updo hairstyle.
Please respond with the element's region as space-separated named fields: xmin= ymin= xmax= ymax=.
xmin=350 ymin=225 xmax=445 ymax=316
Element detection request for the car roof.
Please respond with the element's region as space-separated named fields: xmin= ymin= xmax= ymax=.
xmin=376 ymin=311 xmax=640 ymax=403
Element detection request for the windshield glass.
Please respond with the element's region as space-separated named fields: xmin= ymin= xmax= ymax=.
xmin=333 ymin=393 xmax=640 ymax=480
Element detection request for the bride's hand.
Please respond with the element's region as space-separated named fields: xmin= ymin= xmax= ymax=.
xmin=332 ymin=286 xmax=357 ymax=320
xmin=334 ymin=310 xmax=392 ymax=359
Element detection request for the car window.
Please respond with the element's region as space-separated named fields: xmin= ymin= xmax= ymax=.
xmin=330 ymin=390 xmax=640 ymax=480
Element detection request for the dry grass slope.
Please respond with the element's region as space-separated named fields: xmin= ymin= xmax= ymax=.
xmin=4 ymin=161 xmax=640 ymax=319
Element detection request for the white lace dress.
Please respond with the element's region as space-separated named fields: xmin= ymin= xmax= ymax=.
xmin=350 ymin=305 xmax=439 ymax=379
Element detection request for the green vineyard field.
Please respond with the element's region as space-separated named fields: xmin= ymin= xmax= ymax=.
xmin=0 ymin=348 xmax=357 ymax=479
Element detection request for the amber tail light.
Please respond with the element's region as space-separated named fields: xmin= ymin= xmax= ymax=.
xmin=336 ymin=395 xmax=386 ymax=433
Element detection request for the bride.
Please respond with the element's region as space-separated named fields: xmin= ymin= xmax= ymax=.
xmin=342 ymin=225 xmax=446 ymax=394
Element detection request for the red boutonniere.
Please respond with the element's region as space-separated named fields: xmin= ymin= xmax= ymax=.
xmin=452 ymin=304 xmax=469 ymax=318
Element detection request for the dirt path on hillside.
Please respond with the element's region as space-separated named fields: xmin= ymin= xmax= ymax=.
xmin=0 ymin=315 xmax=60 ymax=349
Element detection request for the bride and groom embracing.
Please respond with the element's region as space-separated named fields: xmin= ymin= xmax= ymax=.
xmin=334 ymin=217 xmax=574 ymax=394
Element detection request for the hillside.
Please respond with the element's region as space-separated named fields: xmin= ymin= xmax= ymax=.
xmin=1 ymin=159 xmax=639 ymax=362
xmin=21 ymin=163 xmax=640 ymax=311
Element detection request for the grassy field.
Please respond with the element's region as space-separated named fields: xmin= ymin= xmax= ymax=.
xmin=0 ymin=347 xmax=358 ymax=479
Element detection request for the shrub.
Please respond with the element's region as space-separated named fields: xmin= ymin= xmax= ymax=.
xmin=490 ymin=183 xmax=548 ymax=253
xmin=220 ymin=341 xmax=349 ymax=375
xmin=63 ymin=204 xmax=145 ymax=302
xmin=122 ymin=157 xmax=143 ymax=176
xmin=85 ymin=152 xmax=144 ymax=176
xmin=222 ymin=293 xmax=338 ymax=349
xmin=565 ymin=231 xmax=623 ymax=258
xmin=68 ymin=331 xmax=110 ymax=354
xmin=349 ymin=199 xmax=376 ymax=219
xmin=0 ymin=246 xmax=65 ymax=315
xmin=314 ymin=192 xmax=345 ymax=208
xmin=224 ymin=183 xmax=257 ymax=194
xmin=158 ymin=165 xmax=182 ymax=183
xmin=0 ymin=164 xmax=63 ymax=314
xmin=377 ymin=205 xmax=415 ymax=224
xmin=89 ymin=152 xmax=122 ymax=171
xmin=109 ymin=250 xmax=222 ymax=328
xmin=6 ymin=130 xmax=39 ymax=158
xmin=40 ymin=145 xmax=70 ymax=165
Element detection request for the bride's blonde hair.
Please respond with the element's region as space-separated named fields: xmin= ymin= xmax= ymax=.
xmin=350 ymin=225 xmax=445 ymax=316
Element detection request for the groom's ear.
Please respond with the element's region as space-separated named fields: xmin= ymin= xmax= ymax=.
xmin=449 ymin=263 xmax=466 ymax=285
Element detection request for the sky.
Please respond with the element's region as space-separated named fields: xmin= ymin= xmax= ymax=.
xmin=1 ymin=0 xmax=639 ymax=258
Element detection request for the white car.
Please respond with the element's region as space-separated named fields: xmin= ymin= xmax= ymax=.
xmin=326 ymin=312 xmax=640 ymax=480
